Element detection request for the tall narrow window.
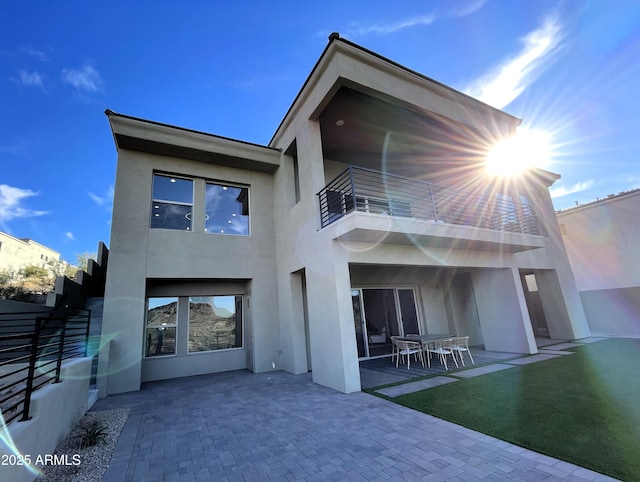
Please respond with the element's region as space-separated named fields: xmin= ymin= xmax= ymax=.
xmin=285 ymin=140 xmax=300 ymax=206
xmin=292 ymin=151 xmax=300 ymax=204
xmin=145 ymin=298 xmax=178 ymax=357
xmin=151 ymin=174 xmax=193 ymax=230
xmin=205 ymin=183 xmax=249 ymax=235
xmin=188 ymin=296 xmax=243 ymax=352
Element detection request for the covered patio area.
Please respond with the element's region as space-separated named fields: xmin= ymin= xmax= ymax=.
xmin=359 ymin=345 xmax=520 ymax=389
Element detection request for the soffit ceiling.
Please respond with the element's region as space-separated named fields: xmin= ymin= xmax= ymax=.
xmin=318 ymin=87 xmax=494 ymax=182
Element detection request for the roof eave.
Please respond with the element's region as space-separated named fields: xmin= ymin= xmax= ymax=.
xmin=105 ymin=110 xmax=281 ymax=174
xmin=269 ymin=33 xmax=521 ymax=148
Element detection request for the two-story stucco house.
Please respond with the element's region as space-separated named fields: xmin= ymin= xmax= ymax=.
xmin=98 ymin=34 xmax=590 ymax=397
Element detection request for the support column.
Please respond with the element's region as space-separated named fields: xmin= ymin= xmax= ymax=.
xmin=536 ymin=270 xmax=590 ymax=340
xmin=305 ymin=250 xmax=360 ymax=393
xmin=533 ymin=189 xmax=591 ymax=339
xmin=471 ymin=267 xmax=537 ymax=354
xmin=98 ymin=255 xmax=146 ymax=395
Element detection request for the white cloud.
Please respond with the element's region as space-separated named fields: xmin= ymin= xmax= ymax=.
xmin=344 ymin=15 xmax=437 ymax=37
xmin=450 ymin=0 xmax=487 ymax=17
xmin=61 ymin=65 xmax=103 ymax=93
xmin=464 ymin=13 xmax=566 ymax=109
xmin=65 ymin=231 xmax=75 ymax=240
xmin=88 ymin=192 xmax=104 ymax=205
xmin=327 ymin=1 xmax=486 ymax=40
xmin=17 ymin=70 xmax=44 ymax=89
xmin=88 ymin=185 xmax=114 ymax=209
xmin=21 ymin=47 xmax=49 ymax=62
xmin=550 ymin=180 xmax=594 ymax=198
xmin=0 ymin=184 xmax=49 ymax=228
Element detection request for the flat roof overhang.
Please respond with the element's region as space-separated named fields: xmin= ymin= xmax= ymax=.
xmin=106 ymin=110 xmax=281 ymax=174
xmin=325 ymin=213 xmax=546 ymax=253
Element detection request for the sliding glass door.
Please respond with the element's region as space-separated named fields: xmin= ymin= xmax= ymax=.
xmin=398 ymin=288 xmax=419 ymax=335
xmin=352 ymin=287 xmax=420 ymax=358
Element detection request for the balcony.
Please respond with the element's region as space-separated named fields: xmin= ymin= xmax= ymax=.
xmin=317 ymin=166 xmax=544 ymax=252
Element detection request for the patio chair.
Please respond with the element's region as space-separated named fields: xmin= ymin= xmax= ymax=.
xmin=420 ymin=340 xmax=432 ymax=369
xmin=430 ymin=338 xmax=459 ymax=370
xmin=391 ymin=337 xmax=424 ymax=370
xmin=390 ymin=336 xmax=400 ymax=364
xmin=450 ymin=336 xmax=475 ymax=366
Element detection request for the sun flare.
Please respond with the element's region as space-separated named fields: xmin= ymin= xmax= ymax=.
xmin=485 ymin=129 xmax=552 ymax=176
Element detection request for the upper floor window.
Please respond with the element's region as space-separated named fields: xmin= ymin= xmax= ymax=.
xmin=205 ymin=183 xmax=249 ymax=235
xmin=151 ymin=174 xmax=193 ymax=231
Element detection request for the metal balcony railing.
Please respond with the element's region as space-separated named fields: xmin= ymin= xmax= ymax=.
xmin=317 ymin=166 xmax=541 ymax=235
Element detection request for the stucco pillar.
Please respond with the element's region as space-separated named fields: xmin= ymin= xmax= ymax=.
xmin=535 ymin=270 xmax=589 ymax=339
xmin=471 ymin=267 xmax=537 ymax=354
xmin=305 ymin=249 xmax=361 ymax=393
xmin=535 ymin=189 xmax=591 ymax=340
xmin=284 ymin=119 xmax=360 ymax=393
xmin=97 ymin=156 xmax=149 ymax=396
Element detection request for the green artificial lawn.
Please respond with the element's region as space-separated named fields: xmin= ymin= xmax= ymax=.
xmin=384 ymin=338 xmax=640 ymax=481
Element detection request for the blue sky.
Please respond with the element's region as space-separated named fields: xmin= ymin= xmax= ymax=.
xmin=2 ymin=0 xmax=639 ymax=264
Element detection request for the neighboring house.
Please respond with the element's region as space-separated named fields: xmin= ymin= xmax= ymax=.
xmin=0 ymin=230 xmax=66 ymax=278
xmin=557 ymin=189 xmax=640 ymax=337
xmin=99 ymin=34 xmax=590 ymax=397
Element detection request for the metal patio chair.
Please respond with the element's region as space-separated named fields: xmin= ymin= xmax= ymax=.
xmin=391 ymin=337 xmax=424 ymax=370
xmin=430 ymin=338 xmax=459 ymax=370
xmin=450 ymin=336 xmax=475 ymax=366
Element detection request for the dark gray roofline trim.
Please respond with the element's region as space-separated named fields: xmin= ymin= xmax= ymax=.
xmin=105 ymin=109 xmax=280 ymax=153
xmin=268 ymin=33 xmax=521 ymax=146
xmin=114 ymin=134 xmax=280 ymax=174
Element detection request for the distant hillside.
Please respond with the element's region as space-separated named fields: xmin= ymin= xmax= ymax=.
xmin=147 ymin=301 xmax=177 ymax=326
xmin=189 ymin=302 xmax=239 ymax=352
xmin=147 ymin=300 xmax=240 ymax=352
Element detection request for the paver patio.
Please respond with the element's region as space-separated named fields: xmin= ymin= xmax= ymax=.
xmin=92 ymin=368 xmax=617 ymax=481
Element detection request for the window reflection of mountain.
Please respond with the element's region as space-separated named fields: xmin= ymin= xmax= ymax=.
xmin=189 ymin=302 xmax=237 ymax=351
xmin=147 ymin=302 xmax=177 ymax=326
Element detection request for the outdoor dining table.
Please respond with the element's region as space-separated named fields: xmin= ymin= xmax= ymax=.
xmin=401 ymin=333 xmax=456 ymax=347
xmin=399 ymin=334 xmax=458 ymax=368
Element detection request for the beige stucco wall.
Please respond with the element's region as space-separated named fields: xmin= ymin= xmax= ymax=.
xmin=558 ymin=192 xmax=640 ymax=291
xmin=99 ymin=148 xmax=279 ymax=396
xmin=0 ymin=231 xmax=63 ymax=276
xmin=0 ymin=358 xmax=91 ymax=482
xmin=557 ymin=192 xmax=640 ymax=337
xmin=271 ymin=118 xmax=589 ymax=392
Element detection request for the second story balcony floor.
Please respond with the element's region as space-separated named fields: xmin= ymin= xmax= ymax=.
xmin=317 ymin=166 xmax=545 ymax=253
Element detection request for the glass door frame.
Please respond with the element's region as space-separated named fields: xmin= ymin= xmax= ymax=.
xmin=351 ymin=285 xmax=423 ymax=359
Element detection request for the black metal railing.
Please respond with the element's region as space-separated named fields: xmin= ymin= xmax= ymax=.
xmin=317 ymin=166 xmax=541 ymax=235
xmin=0 ymin=307 xmax=91 ymax=425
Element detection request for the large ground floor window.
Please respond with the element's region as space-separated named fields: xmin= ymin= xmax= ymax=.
xmin=188 ymin=296 xmax=243 ymax=352
xmin=145 ymin=295 xmax=243 ymax=358
xmin=146 ymin=297 xmax=178 ymax=357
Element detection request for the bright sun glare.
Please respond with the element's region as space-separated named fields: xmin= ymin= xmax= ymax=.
xmin=485 ymin=129 xmax=552 ymax=176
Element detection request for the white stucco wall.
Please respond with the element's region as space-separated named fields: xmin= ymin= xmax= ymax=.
xmin=558 ymin=191 xmax=640 ymax=337
xmin=558 ymin=192 xmax=640 ymax=292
